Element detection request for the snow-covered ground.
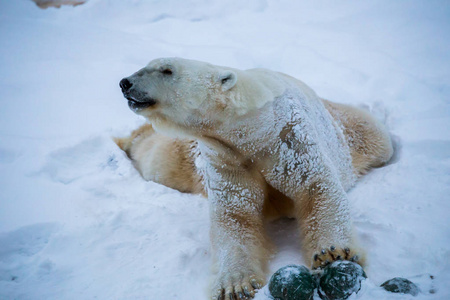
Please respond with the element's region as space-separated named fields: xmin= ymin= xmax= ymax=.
xmin=0 ymin=0 xmax=449 ymax=299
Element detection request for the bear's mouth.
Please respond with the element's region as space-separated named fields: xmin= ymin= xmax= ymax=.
xmin=126 ymin=96 xmax=158 ymax=111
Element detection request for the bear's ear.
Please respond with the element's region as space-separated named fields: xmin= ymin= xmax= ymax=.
xmin=218 ymin=71 xmax=237 ymax=91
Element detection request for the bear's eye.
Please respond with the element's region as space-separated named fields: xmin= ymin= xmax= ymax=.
xmin=221 ymin=75 xmax=231 ymax=84
xmin=161 ymin=69 xmax=173 ymax=76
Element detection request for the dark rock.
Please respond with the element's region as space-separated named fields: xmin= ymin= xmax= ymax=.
xmin=381 ymin=277 xmax=420 ymax=296
xmin=269 ymin=265 xmax=316 ymax=300
xmin=318 ymin=261 xmax=367 ymax=300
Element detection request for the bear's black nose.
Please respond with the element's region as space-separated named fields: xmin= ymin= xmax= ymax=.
xmin=120 ymin=78 xmax=133 ymax=92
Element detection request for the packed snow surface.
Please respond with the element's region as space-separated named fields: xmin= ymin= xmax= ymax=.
xmin=0 ymin=0 xmax=449 ymax=299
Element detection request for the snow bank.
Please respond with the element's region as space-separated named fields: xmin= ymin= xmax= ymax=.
xmin=0 ymin=0 xmax=449 ymax=299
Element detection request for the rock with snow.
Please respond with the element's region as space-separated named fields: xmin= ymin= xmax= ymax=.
xmin=268 ymin=265 xmax=316 ymax=300
xmin=380 ymin=277 xmax=420 ymax=296
xmin=31 ymin=0 xmax=87 ymax=9
xmin=318 ymin=261 xmax=367 ymax=300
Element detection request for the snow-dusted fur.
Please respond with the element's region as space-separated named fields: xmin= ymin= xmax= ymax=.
xmin=118 ymin=57 xmax=393 ymax=299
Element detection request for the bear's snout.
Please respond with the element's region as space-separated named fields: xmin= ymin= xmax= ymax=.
xmin=119 ymin=77 xmax=158 ymax=111
xmin=120 ymin=78 xmax=133 ymax=92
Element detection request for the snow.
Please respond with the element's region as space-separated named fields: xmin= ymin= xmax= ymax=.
xmin=0 ymin=0 xmax=449 ymax=299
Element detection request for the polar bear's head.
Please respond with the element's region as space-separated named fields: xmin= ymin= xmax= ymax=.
xmin=120 ymin=58 xmax=245 ymax=137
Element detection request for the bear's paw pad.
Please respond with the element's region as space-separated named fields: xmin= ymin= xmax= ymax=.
xmin=268 ymin=264 xmax=316 ymax=300
xmin=318 ymin=261 xmax=367 ymax=300
xmin=381 ymin=277 xmax=419 ymax=296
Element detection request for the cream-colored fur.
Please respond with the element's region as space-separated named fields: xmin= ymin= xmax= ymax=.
xmin=117 ymin=58 xmax=393 ymax=300
xmin=114 ymin=124 xmax=204 ymax=195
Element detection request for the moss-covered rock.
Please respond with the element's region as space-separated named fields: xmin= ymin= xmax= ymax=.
xmin=269 ymin=265 xmax=316 ymax=300
xmin=318 ymin=261 xmax=367 ymax=300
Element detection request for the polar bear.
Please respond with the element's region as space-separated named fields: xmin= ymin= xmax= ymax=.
xmin=118 ymin=58 xmax=393 ymax=299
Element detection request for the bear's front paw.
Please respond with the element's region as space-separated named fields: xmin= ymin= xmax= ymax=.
xmin=211 ymin=273 xmax=265 ymax=300
xmin=312 ymin=246 xmax=362 ymax=270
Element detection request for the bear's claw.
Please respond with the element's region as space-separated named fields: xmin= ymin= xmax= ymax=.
xmin=212 ymin=275 xmax=264 ymax=300
xmin=312 ymin=246 xmax=361 ymax=270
